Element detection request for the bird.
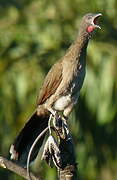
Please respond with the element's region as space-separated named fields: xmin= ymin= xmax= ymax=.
xmin=10 ymin=13 xmax=102 ymax=167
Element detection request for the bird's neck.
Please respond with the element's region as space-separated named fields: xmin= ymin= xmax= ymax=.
xmin=76 ymin=32 xmax=89 ymax=66
xmin=75 ymin=31 xmax=89 ymax=54
xmin=64 ymin=31 xmax=89 ymax=66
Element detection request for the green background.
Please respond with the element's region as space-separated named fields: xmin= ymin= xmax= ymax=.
xmin=0 ymin=0 xmax=117 ymax=179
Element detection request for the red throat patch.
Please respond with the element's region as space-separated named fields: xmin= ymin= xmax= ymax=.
xmin=87 ymin=25 xmax=95 ymax=33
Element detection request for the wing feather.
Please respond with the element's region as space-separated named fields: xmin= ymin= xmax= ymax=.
xmin=37 ymin=60 xmax=63 ymax=105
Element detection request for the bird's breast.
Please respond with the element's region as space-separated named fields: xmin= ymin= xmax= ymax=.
xmin=69 ymin=61 xmax=86 ymax=94
xmin=53 ymin=54 xmax=86 ymax=112
xmin=54 ymin=94 xmax=71 ymax=111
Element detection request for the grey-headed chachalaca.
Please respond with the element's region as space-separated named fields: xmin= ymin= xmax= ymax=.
xmin=10 ymin=13 xmax=102 ymax=166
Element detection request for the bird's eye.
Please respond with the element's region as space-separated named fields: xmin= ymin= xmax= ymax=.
xmin=87 ymin=16 xmax=92 ymax=20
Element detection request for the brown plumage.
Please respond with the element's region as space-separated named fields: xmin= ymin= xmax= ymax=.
xmin=37 ymin=60 xmax=63 ymax=105
xmin=10 ymin=13 xmax=102 ymax=166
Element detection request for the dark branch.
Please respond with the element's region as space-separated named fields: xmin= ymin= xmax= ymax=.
xmin=53 ymin=116 xmax=78 ymax=180
xmin=58 ymin=138 xmax=78 ymax=180
xmin=0 ymin=156 xmax=42 ymax=180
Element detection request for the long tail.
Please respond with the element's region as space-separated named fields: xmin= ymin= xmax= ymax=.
xmin=10 ymin=111 xmax=49 ymax=167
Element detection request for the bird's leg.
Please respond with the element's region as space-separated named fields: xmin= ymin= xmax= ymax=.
xmin=47 ymin=107 xmax=67 ymax=139
xmin=47 ymin=107 xmax=57 ymax=117
xmin=53 ymin=115 xmax=67 ymax=140
xmin=46 ymin=107 xmax=59 ymax=135
xmin=47 ymin=107 xmax=63 ymax=136
xmin=62 ymin=104 xmax=75 ymax=137
xmin=62 ymin=100 xmax=77 ymax=135
xmin=47 ymin=107 xmax=63 ymax=127
xmin=61 ymin=115 xmax=70 ymax=136
xmin=47 ymin=107 xmax=68 ymax=139
xmin=62 ymin=115 xmax=68 ymax=123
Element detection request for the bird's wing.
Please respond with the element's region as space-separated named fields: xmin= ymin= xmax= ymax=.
xmin=37 ymin=60 xmax=63 ymax=105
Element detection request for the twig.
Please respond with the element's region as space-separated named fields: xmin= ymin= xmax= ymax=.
xmin=48 ymin=114 xmax=53 ymax=135
xmin=0 ymin=156 xmax=41 ymax=180
xmin=27 ymin=127 xmax=49 ymax=180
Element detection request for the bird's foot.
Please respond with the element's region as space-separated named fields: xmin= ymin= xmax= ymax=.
xmin=62 ymin=115 xmax=68 ymax=123
xmin=47 ymin=107 xmax=69 ymax=139
xmin=53 ymin=115 xmax=68 ymax=140
xmin=61 ymin=115 xmax=70 ymax=136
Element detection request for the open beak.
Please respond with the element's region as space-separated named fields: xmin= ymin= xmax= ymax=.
xmin=92 ymin=13 xmax=102 ymax=29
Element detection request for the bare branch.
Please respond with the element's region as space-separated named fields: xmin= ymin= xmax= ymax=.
xmin=0 ymin=156 xmax=42 ymax=180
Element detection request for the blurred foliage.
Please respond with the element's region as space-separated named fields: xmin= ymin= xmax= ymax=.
xmin=0 ymin=0 xmax=117 ymax=179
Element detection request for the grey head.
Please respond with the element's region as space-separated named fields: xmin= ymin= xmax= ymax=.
xmin=79 ymin=13 xmax=102 ymax=36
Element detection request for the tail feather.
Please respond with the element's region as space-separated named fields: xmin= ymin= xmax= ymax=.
xmin=10 ymin=111 xmax=49 ymax=167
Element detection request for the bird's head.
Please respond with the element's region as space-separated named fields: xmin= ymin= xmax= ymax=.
xmin=79 ymin=13 xmax=102 ymax=36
